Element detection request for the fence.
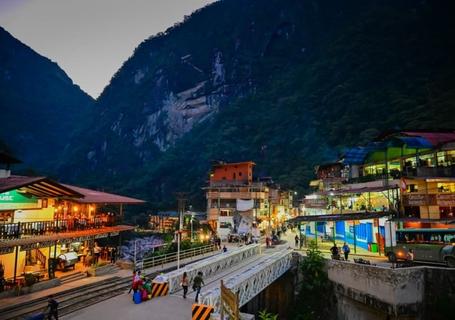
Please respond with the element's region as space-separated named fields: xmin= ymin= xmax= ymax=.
xmin=136 ymin=244 xmax=218 ymax=270
xmin=163 ymin=244 xmax=261 ymax=294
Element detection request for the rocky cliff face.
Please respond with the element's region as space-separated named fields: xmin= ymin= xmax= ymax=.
xmin=58 ymin=0 xmax=455 ymax=210
xmin=60 ymin=0 xmax=312 ymax=181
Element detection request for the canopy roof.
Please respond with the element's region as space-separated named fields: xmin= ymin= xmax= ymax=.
xmin=317 ymin=185 xmax=398 ymax=196
xmin=62 ymin=184 xmax=145 ymax=204
xmin=342 ymin=131 xmax=455 ymax=165
xmin=0 ymin=225 xmax=134 ymax=249
xmin=0 ymin=175 xmax=82 ymax=198
xmin=288 ymin=211 xmax=389 ymax=223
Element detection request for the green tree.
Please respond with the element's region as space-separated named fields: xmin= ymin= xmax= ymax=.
xmin=293 ymin=240 xmax=331 ymax=320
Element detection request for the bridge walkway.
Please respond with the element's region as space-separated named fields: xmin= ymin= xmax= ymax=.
xmin=63 ymin=244 xmax=290 ymax=320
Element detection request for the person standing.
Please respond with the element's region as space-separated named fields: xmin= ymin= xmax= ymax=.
xmin=342 ymin=242 xmax=350 ymax=261
xmin=93 ymin=242 xmax=101 ymax=265
xmin=192 ymin=271 xmax=205 ymax=303
xmin=46 ymin=295 xmax=59 ymax=320
xmin=110 ymin=247 xmax=117 ymax=264
xmin=181 ymin=272 xmax=189 ymax=299
xmin=294 ymin=235 xmax=299 ymax=248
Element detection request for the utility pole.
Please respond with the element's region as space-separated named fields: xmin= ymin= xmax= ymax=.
xmin=176 ymin=192 xmax=187 ymax=270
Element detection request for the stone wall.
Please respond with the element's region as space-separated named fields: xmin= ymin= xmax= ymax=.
xmin=328 ymin=260 xmax=455 ymax=319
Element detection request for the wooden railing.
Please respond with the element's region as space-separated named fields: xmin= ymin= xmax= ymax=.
xmin=0 ymin=218 xmax=115 ymax=240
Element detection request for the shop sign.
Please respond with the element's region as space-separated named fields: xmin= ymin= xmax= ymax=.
xmin=304 ymin=198 xmax=328 ymax=208
xmin=403 ymin=194 xmax=436 ymax=206
xmin=0 ymin=190 xmax=38 ymax=204
xmin=0 ymin=246 xmax=15 ymax=255
xmin=436 ymin=194 xmax=455 ymax=206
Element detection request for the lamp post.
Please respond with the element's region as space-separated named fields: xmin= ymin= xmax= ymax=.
xmin=176 ymin=192 xmax=186 ymax=270
xmin=190 ymin=207 xmax=195 ymax=243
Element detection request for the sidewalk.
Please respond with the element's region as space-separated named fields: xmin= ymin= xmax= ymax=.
xmin=0 ymin=247 xmax=221 ymax=309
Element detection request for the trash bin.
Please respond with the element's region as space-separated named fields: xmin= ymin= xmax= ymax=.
xmin=371 ymin=243 xmax=378 ymax=253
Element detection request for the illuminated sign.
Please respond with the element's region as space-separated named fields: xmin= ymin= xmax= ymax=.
xmin=0 ymin=190 xmax=38 ymax=204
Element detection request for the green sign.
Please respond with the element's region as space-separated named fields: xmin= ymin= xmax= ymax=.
xmin=0 ymin=190 xmax=38 ymax=204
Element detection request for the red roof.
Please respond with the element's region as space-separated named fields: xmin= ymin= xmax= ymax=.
xmin=62 ymin=184 xmax=145 ymax=204
xmin=402 ymin=131 xmax=455 ymax=147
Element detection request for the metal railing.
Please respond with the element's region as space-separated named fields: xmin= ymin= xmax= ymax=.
xmin=136 ymin=244 xmax=218 ymax=270
xmin=0 ymin=218 xmax=115 ymax=240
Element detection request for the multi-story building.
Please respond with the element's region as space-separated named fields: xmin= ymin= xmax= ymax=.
xmin=300 ymin=131 xmax=455 ymax=253
xmin=0 ymin=152 xmax=144 ymax=288
xmin=205 ymin=161 xmax=296 ymax=238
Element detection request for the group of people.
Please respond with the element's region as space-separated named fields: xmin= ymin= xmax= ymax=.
xmin=129 ymin=270 xmax=206 ymax=303
xmin=83 ymin=243 xmax=117 ymax=267
xmin=330 ymin=243 xmax=351 ymax=260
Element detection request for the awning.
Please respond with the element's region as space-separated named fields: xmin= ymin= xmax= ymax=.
xmin=317 ymin=185 xmax=398 ymax=196
xmin=62 ymin=184 xmax=145 ymax=204
xmin=288 ymin=211 xmax=389 ymax=223
xmin=0 ymin=225 xmax=134 ymax=249
xmin=0 ymin=176 xmax=83 ymax=198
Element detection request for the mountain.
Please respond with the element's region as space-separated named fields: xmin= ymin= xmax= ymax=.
xmin=0 ymin=27 xmax=94 ymax=170
xmin=59 ymin=0 xmax=455 ymax=210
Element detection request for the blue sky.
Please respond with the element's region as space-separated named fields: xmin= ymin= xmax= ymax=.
xmin=0 ymin=0 xmax=214 ymax=97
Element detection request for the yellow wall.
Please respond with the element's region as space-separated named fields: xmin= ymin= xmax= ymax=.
xmin=14 ymin=207 xmax=55 ymax=223
xmin=0 ymin=249 xmax=26 ymax=279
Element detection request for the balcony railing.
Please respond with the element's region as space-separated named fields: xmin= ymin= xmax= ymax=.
xmin=0 ymin=218 xmax=117 ymax=240
xmin=404 ymin=166 xmax=455 ymax=178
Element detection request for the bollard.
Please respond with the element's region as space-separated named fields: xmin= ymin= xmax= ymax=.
xmin=151 ymin=281 xmax=169 ymax=298
xmin=192 ymin=303 xmax=214 ymax=320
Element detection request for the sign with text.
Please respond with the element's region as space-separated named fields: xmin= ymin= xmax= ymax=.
xmin=436 ymin=193 xmax=455 ymax=207
xmin=403 ymin=194 xmax=436 ymax=206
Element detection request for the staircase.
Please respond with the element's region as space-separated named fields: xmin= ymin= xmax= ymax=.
xmin=35 ymin=249 xmax=47 ymax=269
xmin=59 ymin=271 xmax=87 ymax=284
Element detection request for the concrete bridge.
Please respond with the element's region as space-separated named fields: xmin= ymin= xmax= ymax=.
xmin=64 ymin=243 xmax=294 ymax=320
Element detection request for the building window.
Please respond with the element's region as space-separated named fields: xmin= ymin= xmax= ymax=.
xmin=407 ymin=184 xmax=418 ymax=193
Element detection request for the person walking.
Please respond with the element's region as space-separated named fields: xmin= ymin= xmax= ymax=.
xmin=294 ymin=235 xmax=299 ymax=248
xmin=45 ymin=295 xmax=59 ymax=320
xmin=192 ymin=271 xmax=205 ymax=303
xmin=181 ymin=272 xmax=189 ymax=299
xmin=222 ymin=245 xmax=227 ymax=253
xmin=110 ymin=247 xmax=117 ymax=264
xmin=342 ymin=242 xmax=350 ymax=261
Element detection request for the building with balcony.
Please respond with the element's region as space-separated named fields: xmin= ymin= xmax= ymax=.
xmin=298 ymin=131 xmax=455 ymax=253
xmin=0 ymin=152 xmax=144 ymax=288
xmin=205 ymin=161 xmax=296 ymax=237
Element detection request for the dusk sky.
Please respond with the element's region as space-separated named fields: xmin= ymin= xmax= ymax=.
xmin=0 ymin=0 xmax=215 ymax=98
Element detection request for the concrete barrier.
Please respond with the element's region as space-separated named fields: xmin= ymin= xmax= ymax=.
xmin=157 ymin=244 xmax=260 ymax=294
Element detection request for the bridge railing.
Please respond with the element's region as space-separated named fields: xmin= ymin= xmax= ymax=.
xmin=161 ymin=244 xmax=260 ymax=294
xmin=200 ymin=249 xmax=293 ymax=312
xmin=136 ymin=244 xmax=218 ymax=270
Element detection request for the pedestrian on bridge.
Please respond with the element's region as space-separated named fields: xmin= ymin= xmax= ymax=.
xmin=193 ymin=271 xmax=205 ymax=303
xmin=181 ymin=272 xmax=189 ymax=299
xmin=294 ymin=235 xmax=299 ymax=248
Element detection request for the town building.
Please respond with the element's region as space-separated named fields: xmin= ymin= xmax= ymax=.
xmin=0 ymin=152 xmax=144 ymax=289
xmin=298 ymin=131 xmax=455 ymax=254
xmin=205 ymin=161 xmax=296 ymax=238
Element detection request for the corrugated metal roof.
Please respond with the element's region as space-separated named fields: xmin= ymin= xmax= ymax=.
xmin=62 ymin=184 xmax=145 ymax=204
